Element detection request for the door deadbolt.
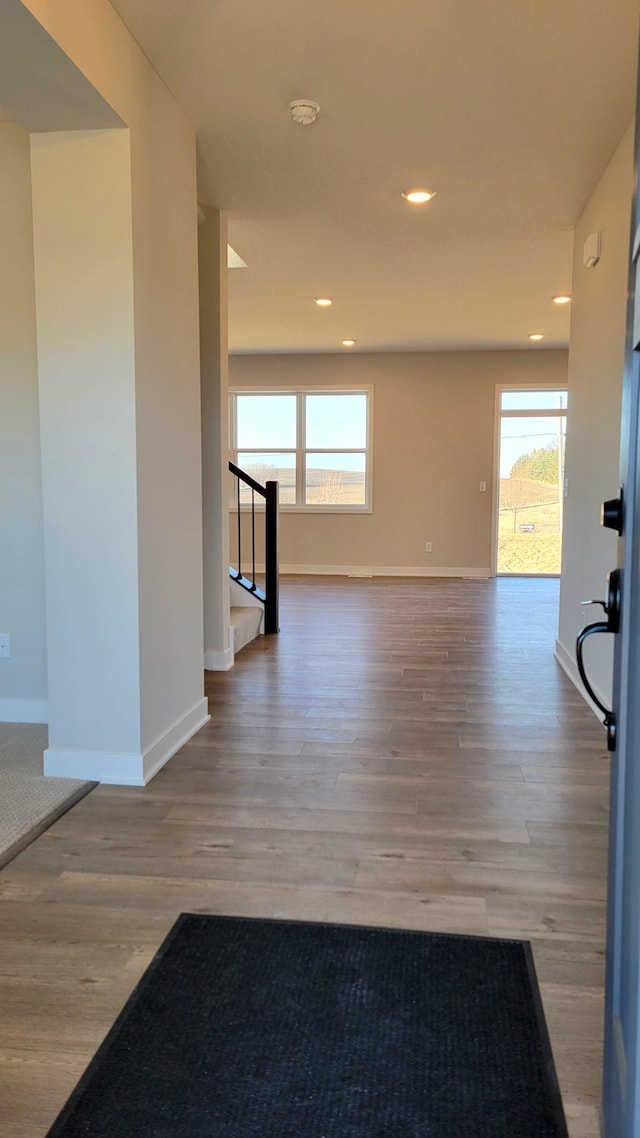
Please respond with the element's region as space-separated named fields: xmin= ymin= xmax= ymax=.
xmin=601 ymin=490 xmax=623 ymax=535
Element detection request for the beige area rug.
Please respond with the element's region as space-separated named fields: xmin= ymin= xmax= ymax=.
xmin=0 ymin=723 xmax=95 ymax=870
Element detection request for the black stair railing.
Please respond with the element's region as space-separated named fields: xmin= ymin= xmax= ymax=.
xmin=229 ymin=460 xmax=279 ymax=634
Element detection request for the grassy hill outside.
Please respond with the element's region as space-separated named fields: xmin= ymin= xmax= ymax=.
xmin=498 ymin=477 xmax=562 ymax=574
xmin=238 ymin=461 xmax=365 ymax=506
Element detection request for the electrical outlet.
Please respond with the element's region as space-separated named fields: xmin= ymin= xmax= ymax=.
xmin=425 ymin=542 xmax=432 ymax=553
xmin=0 ymin=634 xmax=10 ymax=659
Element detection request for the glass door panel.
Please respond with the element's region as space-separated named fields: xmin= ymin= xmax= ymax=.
xmin=497 ymin=414 xmax=566 ymax=575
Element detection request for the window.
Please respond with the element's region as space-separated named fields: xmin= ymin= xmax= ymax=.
xmin=230 ymin=389 xmax=372 ymax=510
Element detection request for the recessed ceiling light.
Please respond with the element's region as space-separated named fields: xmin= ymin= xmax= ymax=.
xmin=552 ymin=295 xmax=571 ymax=305
xmin=341 ymin=339 xmax=356 ymax=347
xmin=402 ymin=189 xmax=436 ymax=204
xmin=313 ymin=297 xmax=332 ymax=307
xmin=528 ymin=333 xmax=544 ymax=341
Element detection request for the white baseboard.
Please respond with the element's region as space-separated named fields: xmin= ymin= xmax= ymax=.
xmin=275 ymin=564 xmax=491 ymax=578
xmin=554 ymin=638 xmax=607 ymax=723
xmin=44 ymin=697 xmax=210 ymax=786
xmin=142 ymin=698 xmax=210 ymax=783
xmin=43 ymin=747 xmax=143 ymax=784
xmin=0 ymin=698 xmax=48 ymax=724
xmin=204 ymin=647 xmax=234 ymax=671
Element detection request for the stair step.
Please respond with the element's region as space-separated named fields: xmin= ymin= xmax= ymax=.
xmin=230 ymin=607 xmax=263 ymax=655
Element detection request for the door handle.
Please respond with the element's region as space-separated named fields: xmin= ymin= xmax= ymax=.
xmin=576 ymin=569 xmax=620 ymax=752
xmin=580 ymin=567 xmax=621 ymax=634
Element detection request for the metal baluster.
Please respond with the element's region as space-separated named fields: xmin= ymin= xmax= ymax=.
xmin=251 ymin=487 xmax=256 ymax=590
xmin=264 ymin=480 xmax=279 ymax=632
xmin=236 ymin=476 xmax=242 ymax=579
xmin=228 ymin=462 xmax=279 ymax=632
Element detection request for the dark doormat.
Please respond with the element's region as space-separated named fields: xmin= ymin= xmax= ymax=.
xmin=46 ymin=915 xmax=569 ymax=1138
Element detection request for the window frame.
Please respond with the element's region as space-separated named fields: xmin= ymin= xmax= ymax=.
xmin=229 ymin=386 xmax=373 ymax=513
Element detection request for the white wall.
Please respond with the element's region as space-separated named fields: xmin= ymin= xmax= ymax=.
xmin=3 ymin=0 xmax=208 ymax=782
xmin=200 ymin=207 xmax=232 ymax=671
xmin=0 ymin=122 xmax=46 ymax=723
xmin=30 ymin=128 xmax=142 ymax=757
xmin=557 ymin=123 xmax=634 ymax=707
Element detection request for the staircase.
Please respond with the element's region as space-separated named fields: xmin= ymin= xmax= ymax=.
xmin=229 ymin=575 xmax=264 ymax=657
xmin=230 ymin=603 xmax=263 ymax=655
xmin=228 ymin=461 xmax=279 ymax=658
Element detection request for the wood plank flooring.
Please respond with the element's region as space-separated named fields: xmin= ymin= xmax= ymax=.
xmin=0 ymin=576 xmax=608 ymax=1137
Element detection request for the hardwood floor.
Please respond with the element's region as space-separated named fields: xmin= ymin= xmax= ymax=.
xmin=0 ymin=576 xmax=608 ymax=1137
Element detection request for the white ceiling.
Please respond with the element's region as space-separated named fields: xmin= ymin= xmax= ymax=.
xmin=108 ymin=0 xmax=639 ymax=354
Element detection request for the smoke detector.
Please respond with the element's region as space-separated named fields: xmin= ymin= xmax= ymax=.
xmin=288 ymin=99 xmax=321 ymax=125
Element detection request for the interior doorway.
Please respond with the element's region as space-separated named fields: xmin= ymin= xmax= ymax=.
xmin=494 ymin=387 xmax=567 ymax=576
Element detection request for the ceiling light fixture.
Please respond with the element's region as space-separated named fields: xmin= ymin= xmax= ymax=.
xmin=528 ymin=333 xmax=544 ymax=342
xmin=402 ymin=189 xmax=436 ymax=204
xmin=341 ymin=339 xmax=356 ymax=347
xmin=313 ymin=297 xmax=332 ymax=307
xmin=289 ymin=99 xmax=321 ymax=125
xmin=552 ymin=295 xmax=571 ymax=305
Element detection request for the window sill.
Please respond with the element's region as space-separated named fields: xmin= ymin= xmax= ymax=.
xmin=229 ymin=505 xmax=373 ymax=515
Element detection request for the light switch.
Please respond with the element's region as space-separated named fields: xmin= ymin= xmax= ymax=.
xmin=479 ymin=481 xmax=487 ymax=492
xmin=0 ymin=634 xmax=10 ymax=658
